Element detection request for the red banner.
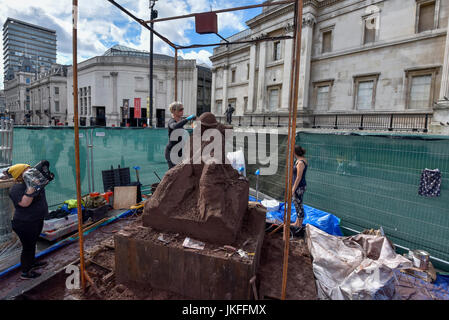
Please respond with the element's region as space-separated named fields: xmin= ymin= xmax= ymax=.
xmin=134 ymin=98 xmax=141 ymax=118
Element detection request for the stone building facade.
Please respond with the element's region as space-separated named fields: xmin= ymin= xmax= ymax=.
xmin=66 ymin=47 xmax=201 ymax=127
xmin=3 ymin=69 xmax=34 ymax=124
xmin=28 ymin=64 xmax=68 ymax=125
xmin=210 ymin=0 xmax=449 ymax=133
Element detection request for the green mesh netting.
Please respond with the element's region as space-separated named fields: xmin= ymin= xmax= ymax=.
xmin=12 ymin=127 xmax=169 ymax=209
xmin=242 ymin=130 xmax=449 ymax=266
xmin=11 ymin=127 xmax=449 ymax=267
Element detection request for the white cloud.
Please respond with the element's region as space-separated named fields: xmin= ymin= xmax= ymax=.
xmin=0 ymin=0 xmax=257 ymax=89
xmin=180 ymin=49 xmax=212 ymax=66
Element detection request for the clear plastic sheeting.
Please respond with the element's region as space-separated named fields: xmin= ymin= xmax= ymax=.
xmin=305 ymin=224 xmax=413 ymax=300
xmin=23 ymin=168 xmax=50 ymax=191
xmin=226 ymin=149 xmax=246 ymax=176
xmin=393 ymin=270 xmax=449 ymax=300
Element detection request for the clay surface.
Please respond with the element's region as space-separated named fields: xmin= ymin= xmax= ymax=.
xmin=118 ymin=202 xmax=266 ymax=299
xmin=143 ymin=113 xmax=249 ymax=244
xmin=257 ymin=233 xmax=318 ymax=300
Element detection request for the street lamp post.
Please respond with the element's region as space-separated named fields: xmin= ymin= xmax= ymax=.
xmin=149 ymin=0 xmax=158 ymax=128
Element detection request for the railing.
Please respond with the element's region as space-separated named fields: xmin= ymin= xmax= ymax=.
xmin=311 ymin=113 xmax=432 ymax=132
xmin=214 ymin=112 xmax=432 ymax=132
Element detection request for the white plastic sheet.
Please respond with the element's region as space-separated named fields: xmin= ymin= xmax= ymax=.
xmin=261 ymin=199 xmax=280 ymax=212
xmin=305 ymin=224 xmax=413 ymax=300
xmin=226 ymin=149 xmax=246 ymax=176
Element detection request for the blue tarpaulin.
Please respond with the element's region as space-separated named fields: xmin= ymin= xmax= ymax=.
xmin=434 ymin=274 xmax=449 ymax=293
xmin=250 ymin=196 xmax=343 ymax=236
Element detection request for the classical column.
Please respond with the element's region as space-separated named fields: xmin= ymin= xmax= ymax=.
xmin=256 ymin=41 xmax=267 ymax=113
xmin=297 ymin=13 xmax=316 ymax=113
xmin=281 ymin=29 xmax=294 ymax=111
xmin=222 ymin=66 xmax=229 ymax=114
xmin=109 ymin=71 xmax=119 ymax=127
xmin=211 ymin=68 xmax=216 ymax=114
xmin=439 ymin=16 xmax=449 ymax=103
xmin=247 ymin=44 xmax=257 ymax=113
xmin=432 ymin=16 xmax=449 ymax=134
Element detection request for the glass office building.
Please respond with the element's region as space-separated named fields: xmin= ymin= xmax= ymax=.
xmin=2 ymin=18 xmax=56 ymax=81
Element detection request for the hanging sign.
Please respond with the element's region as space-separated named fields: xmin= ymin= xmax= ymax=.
xmin=134 ymin=98 xmax=141 ymax=118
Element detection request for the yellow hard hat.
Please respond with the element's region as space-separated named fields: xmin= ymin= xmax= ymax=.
xmin=8 ymin=164 xmax=30 ymax=180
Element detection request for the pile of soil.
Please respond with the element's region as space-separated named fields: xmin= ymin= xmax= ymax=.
xmin=257 ymin=233 xmax=318 ymax=300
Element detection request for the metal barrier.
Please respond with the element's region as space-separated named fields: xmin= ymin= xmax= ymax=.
xmin=215 ymin=112 xmax=432 ymax=132
xmin=312 ymin=113 xmax=431 ymax=132
xmin=0 ymin=118 xmax=13 ymax=168
xmin=0 ymin=118 xmax=14 ymax=244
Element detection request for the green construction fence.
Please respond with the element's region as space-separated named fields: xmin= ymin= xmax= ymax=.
xmin=242 ymin=130 xmax=449 ymax=270
xmin=12 ymin=127 xmax=169 ymax=209
xmin=11 ymin=126 xmax=449 ymax=269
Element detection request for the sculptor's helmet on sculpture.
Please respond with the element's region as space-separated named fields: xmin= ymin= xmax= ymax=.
xmin=198 ymin=112 xmax=218 ymax=128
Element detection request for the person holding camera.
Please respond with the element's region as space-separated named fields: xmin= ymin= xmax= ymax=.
xmin=7 ymin=164 xmax=49 ymax=279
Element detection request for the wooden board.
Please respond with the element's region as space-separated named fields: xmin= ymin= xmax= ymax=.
xmin=0 ymin=179 xmax=15 ymax=189
xmin=113 ymin=186 xmax=137 ymax=209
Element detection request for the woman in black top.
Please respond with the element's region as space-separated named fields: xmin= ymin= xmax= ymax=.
xmin=291 ymin=145 xmax=308 ymax=227
xmin=165 ymin=101 xmax=196 ymax=169
xmin=7 ymin=164 xmax=49 ymax=279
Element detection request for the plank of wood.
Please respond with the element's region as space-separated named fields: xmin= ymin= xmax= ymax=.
xmin=168 ymin=246 xmax=184 ymax=294
xmin=113 ymin=186 xmax=137 ymax=209
xmin=183 ymin=250 xmax=201 ymax=299
xmin=150 ymin=241 xmax=169 ymax=290
xmin=0 ymin=179 xmax=15 ymax=189
xmin=102 ymin=271 xmax=115 ymax=283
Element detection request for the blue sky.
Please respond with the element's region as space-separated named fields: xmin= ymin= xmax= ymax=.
xmin=0 ymin=0 xmax=265 ymax=89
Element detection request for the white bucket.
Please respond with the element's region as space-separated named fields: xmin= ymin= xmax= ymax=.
xmin=261 ymin=199 xmax=280 ymax=212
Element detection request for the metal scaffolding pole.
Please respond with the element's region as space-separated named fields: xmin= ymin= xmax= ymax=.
xmin=281 ymin=0 xmax=303 ymax=300
xmin=72 ymin=0 xmax=86 ymax=291
xmin=175 ymin=48 xmax=178 ymax=101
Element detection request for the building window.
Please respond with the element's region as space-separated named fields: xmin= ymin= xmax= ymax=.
xmin=322 ymin=30 xmax=332 ymax=53
xmin=363 ymin=16 xmax=378 ymax=44
xmin=273 ymin=41 xmax=281 ymax=61
xmin=405 ymin=67 xmax=439 ymax=109
xmin=231 ymin=69 xmax=236 ymax=83
xmin=247 ymin=64 xmax=250 ymax=80
xmin=357 ymin=81 xmax=374 ymax=109
xmin=267 ymin=86 xmax=281 ymax=112
xmin=416 ymin=0 xmax=437 ymax=33
xmin=244 ymin=97 xmax=248 ymax=112
xmin=410 ymin=75 xmax=432 ymax=108
xmin=354 ymin=74 xmax=379 ymax=110
xmin=54 ymin=87 xmax=59 ymax=95
xmin=55 ymin=101 xmax=59 ymax=112
xmin=158 ymin=81 xmax=164 ymax=91
xmin=216 ymin=100 xmax=222 ymax=114
xmin=314 ymin=80 xmax=333 ymax=111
